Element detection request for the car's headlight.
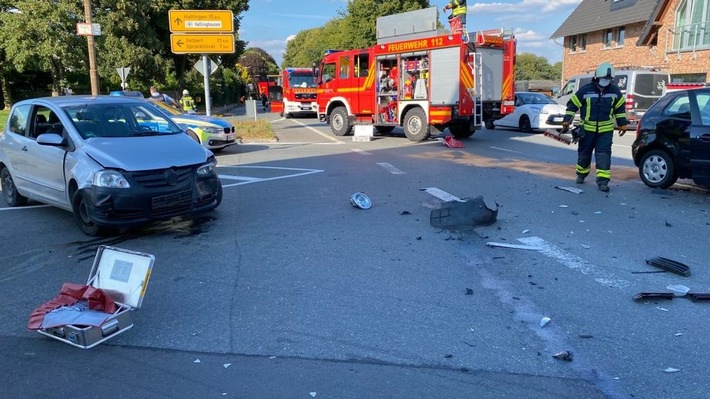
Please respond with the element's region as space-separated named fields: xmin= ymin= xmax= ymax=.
xmin=204 ymin=126 xmax=224 ymax=134
xmin=93 ymin=170 xmax=130 ymax=188
xmin=197 ymin=160 xmax=217 ymax=177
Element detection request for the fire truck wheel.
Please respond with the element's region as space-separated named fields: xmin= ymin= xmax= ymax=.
xmin=330 ymin=106 xmax=352 ymax=136
xmin=403 ymin=108 xmax=430 ymax=142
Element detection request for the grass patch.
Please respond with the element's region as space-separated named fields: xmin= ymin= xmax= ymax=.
xmin=228 ymin=118 xmax=278 ymax=142
xmin=0 ymin=108 xmax=9 ymax=134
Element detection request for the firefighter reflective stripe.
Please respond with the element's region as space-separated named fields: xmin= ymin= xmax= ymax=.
xmin=597 ymin=169 xmax=611 ymax=179
xmin=576 ymin=164 xmax=590 ymax=175
xmin=453 ymin=0 xmax=467 ymax=16
xmin=571 ymin=95 xmax=582 ymax=108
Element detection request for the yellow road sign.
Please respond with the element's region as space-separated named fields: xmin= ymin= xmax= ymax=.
xmin=170 ymin=34 xmax=235 ymax=54
xmin=169 ymin=10 xmax=234 ymax=33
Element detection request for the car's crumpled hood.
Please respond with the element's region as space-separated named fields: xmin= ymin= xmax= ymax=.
xmin=83 ymin=134 xmax=210 ymax=171
xmin=173 ymin=114 xmax=231 ymax=128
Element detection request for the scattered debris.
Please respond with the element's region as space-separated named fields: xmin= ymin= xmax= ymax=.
xmin=663 ymin=367 xmax=680 ymax=373
xmin=555 ymin=186 xmax=583 ymax=194
xmin=656 ymin=306 xmax=669 ymax=312
xmin=675 ymin=333 xmax=683 ymax=337
xmin=223 ymin=363 xmax=232 ymax=369
xmin=581 ymin=244 xmax=591 ymax=249
xmin=666 ymin=284 xmax=690 ymax=297
xmin=540 ymin=317 xmax=551 ymax=328
xmin=444 ymin=354 xmax=453 ymax=358
xmin=194 ymin=359 xmax=201 ymax=363
xmin=665 ymin=220 xmax=672 ymax=227
xmin=558 ymin=204 xmax=569 ymax=208
xmin=350 ymin=192 xmax=372 ymax=209
xmin=522 ymin=229 xmax=530 ymax=234
xmin=465 ymin=288 xmax=474 ymax=295
xmin=400 ymin=211 xmax=411 ymax=215
xmin=594 ymin=211 xmax=602 ymax=214
xmin=430 ymin=196 xmax=498 ymax=228
xmin=310 ymin=392 xmax=317 ymax=397
xmin=552 ymin=351 xmax=573 ymax=361
xmin=645 ymin=257 xmax=691 ymax=277
xmin=486 ymin=242 xmax=542 ymax=251
xmin=579 ymin=334 xmax=594 ymax=339
xmin=443 ymin=135 xmax=465 ymax=148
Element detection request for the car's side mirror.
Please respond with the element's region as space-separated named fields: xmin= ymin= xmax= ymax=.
xmin=37 ymin=133 xmax=65 ymax=146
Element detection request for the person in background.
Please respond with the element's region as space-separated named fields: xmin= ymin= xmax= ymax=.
xmin=443 ymin=0 xmax=467 ymax=29
xmin=261 ymin=92 xmax=269 ymax=111
xmin=149 ymin=86 xmax=177 ymax=107
xmin=180 ymin=89 xmax=197 ymax=114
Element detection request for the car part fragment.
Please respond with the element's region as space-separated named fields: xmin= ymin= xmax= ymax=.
xmin=645 ymin=257 xmax=690 ymax=277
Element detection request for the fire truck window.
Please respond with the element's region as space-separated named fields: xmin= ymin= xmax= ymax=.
xmin=322 ymin=63 xmax=335 ymax=83
xmin=339 ymin=56 xmax=350 ymax=79
xmin=356 ymin=54 xmax=369 ymax=77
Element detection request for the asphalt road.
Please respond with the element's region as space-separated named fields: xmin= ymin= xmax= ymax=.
xmin=1 ymin=117 xmax=709 ymax=398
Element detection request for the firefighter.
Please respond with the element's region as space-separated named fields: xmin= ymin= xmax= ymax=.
xmin=179 ymin=89 xmax=197 ymax=114
xmin=561 ymin=62 xmax=628 ymax=192
xmin=443 ymin=0 xmax=467 ymax=29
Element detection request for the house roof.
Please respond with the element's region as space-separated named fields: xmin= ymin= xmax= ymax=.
xmin=637 ymin=0 xmax=671 ymax=45
xmin=551 ymin=0 xmax=662 ymax=39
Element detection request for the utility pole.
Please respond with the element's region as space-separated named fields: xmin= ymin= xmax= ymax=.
xmin=83 ymin=0 xmax=99 ymax=95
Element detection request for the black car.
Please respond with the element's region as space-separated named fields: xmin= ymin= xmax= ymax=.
xmin=631 ymin=88 xmax=710 ymax=188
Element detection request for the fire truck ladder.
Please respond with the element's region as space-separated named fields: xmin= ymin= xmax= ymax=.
xmin=469 ymin=53 xmax=483 ymax=127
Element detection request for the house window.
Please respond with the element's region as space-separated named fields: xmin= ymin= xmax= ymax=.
xmin=578 ymin=34 xmax=587 ymax=51
xmin=615 ymin=27 xmax=625 ymax=47
xmin=604 ymin=29 xmax=613 ymax=48
xmin=674 ymin=0 xmax=710 ymax=50
xmin=569 ymin=36 xmax=577 ymax=52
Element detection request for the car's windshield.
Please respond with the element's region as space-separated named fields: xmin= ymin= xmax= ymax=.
xmin=288 ymin=73 xmax=316 ymax=88
xmin=518 ymin=93 xmax=556 ymax=105
xmin=64 ymin=102 xmax=182 ymax=139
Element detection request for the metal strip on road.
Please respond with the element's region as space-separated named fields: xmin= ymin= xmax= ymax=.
xmin=517 ymin=236 xmax=631 ymax=289
xmin=377 ymin=162 xmax=405 ymax=175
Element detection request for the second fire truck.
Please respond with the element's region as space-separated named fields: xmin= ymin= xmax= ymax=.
xmin=267 ymin=68 xmax=318 ymax=118
xmin=316 ymin=27 xmax=516 ymax=141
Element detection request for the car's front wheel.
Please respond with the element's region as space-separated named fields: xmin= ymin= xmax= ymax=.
xmin=639 ymin=149 xmax=678 ymax=189
xmin=519 ymin=115 xmax=533 ymax=133
xmin=72 ymin=190 xmax=105 ymax=236
xmin=1 ymin=167 xmax=27 ymax=207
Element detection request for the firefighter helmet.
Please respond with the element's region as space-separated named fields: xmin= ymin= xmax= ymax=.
xmin=594 ymin=62 xmax=615 ymax=79
xmin=182 ymin=89 xmax=189 ymax=95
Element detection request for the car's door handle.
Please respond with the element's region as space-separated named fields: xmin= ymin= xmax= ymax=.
xmin=21 ymin=145 xmax=27 ymax=151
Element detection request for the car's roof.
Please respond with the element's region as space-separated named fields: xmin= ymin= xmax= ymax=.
xmin=667 ymin=87 xmax=710 ymax=96
xmin=17 ymin=95 xmax=147 ymax=107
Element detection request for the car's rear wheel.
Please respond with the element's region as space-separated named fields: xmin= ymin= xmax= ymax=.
xmin=639 ymin=149 xmax=678 ymax=189
xmin=519 ymin=115 xmax=533 ymax=133
xmin=1 ymin=167 xmax=27 ymax=207
xmin=72 ymin=190 xmax=105 ymax=236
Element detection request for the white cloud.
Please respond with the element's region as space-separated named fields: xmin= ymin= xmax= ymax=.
xmin=286 ymin=34 xmax=296 ymax=42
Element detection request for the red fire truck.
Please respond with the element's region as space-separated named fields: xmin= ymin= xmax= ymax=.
xmin=316 ymin=29 xmax=516 ymax=141
xmin=266 ymin=68 xmax=318 ymax=118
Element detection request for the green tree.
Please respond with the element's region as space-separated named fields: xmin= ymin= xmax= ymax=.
xmin=515 ymin=53 xmax=560 ymax=81
xmin=238 ymin=47 xmax=279 ymax=80
xmin=0 ymin=1 xmax=85 ymax=98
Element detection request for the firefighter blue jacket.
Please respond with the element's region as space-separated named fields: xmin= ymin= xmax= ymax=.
xmin=563 ymin=82 xmax=628 ymax=133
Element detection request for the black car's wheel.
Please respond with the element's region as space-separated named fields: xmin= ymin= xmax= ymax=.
xmin=1 ymin=167 xmax=27 ymax=207
xmin=330 ymin=106 xmax=352 ymax=136
xmin=375 ymin=126 xmax=395 ymax=134
xmin=639 ymin=149 xmax=678 ymax=189
xmin=403 ymin=107 xmax=430 ymax=142
xmin=519 ymin=115 xmax=533 ymax=133
xmin=71 ymin=190 xmax=104 ymax=236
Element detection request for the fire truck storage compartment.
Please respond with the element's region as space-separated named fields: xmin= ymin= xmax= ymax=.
xmin=477 ymin=47 xmax=504 ymax=102
xmin=430 ymin=47 xmax=461 ymax=105
xmin=377 ymin=56 xmax=400 ymax=123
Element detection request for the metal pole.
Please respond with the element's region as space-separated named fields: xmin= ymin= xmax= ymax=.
xmin=83 ymin=0 xmax=99 ymax=95
xmin=203 ymin=55 xmax=212 ymax=116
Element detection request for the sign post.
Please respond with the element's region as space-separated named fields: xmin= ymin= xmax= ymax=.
xmin=116 ymin=67 xmax=131 ymax=91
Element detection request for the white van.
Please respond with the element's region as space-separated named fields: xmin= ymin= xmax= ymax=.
xmin=556 ymin=68 xmax=670 ymax=129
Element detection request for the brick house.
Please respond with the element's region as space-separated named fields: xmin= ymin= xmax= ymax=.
xmin=551 ymin=0 xmax=710 ymax=83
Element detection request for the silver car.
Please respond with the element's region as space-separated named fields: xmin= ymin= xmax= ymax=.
xmin=0 ymin=96 xmax=222 ymax=235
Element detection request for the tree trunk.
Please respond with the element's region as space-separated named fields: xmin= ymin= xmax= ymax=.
xmin=0 ymin=73 xmax=13 ymax=109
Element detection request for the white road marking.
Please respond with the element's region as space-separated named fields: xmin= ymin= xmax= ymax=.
xmin=421 ymin=187 xmax=464 ymax=202
xmin=489 ymin=146 xmax=522 ymax=154
xmin=377 ymin=162 xmax=405 ymax=174
xmin=289 ymin=119 xmax=342 ymax=143
xmin=218 ymin=166 xmax=324 ymax=188
xmin=517 ymin=236 xmax=630 ymax=289
xmin=0 ymin=204 xmax=51 ymax=211
xmin=272 ymin=117 xmax=286 ymax=122
xmin=351 ymin=148 xmax=372 ymax=156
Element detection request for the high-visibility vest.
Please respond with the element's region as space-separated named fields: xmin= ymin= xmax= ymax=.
xmin=180 ymin=96 xmax=196 ymax=111
xmin=452 ymin=0 xmax=467 ymax=16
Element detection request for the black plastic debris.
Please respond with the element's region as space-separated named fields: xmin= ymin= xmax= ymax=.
xmin=645 ymin=257 xmax=691 ymax=277
xmin=552 ymin=351 xmax=573 ymax=361
xmin=429 ymin=196 xmax=498 ymax=229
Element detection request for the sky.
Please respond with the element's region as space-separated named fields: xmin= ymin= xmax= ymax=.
xmin=239 ymin=0 xmax=583 ymax=66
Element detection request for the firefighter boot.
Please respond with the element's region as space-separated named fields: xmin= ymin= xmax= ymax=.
xmin=598 ymin=182 xmax=610 ymax=192
xmin=575 ymin=175 xmax=586 ymax=184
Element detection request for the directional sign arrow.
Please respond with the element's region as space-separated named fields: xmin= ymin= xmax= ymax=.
xmin=173 ymin=17 xmax=183 ymax=26
xmin=176 ymin=39 xmax=183 ymax=47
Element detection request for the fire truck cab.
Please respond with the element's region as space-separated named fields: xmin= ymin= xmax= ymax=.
xmin=275 ymin=68 xmax=318 ymax=118
xmin=316 ymin=8 xmax=515 ymax=142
